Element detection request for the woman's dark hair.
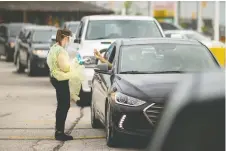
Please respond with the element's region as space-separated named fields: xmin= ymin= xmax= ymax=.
xmin=56 ymin=29 xmax=72 ymax=46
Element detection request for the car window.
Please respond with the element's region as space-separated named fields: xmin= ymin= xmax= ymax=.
xmin=8 ymin=24 xmax=23 ymax=37
xmin=68 ymin=24 xmax=79 ymax=33
xmin=0 ymin=25 xmax=3 ymax=37
xmin=104 ymin=44 xmax=115 ymax=60
xmin=85 ymin=20 xmax=162 ymax=40
xmin=77 ymin=21 xmax=84 ymax=39
xmin=108 ymin=45 xmax=116 ymax=64
xmin=160 ymin=22 xmax=179 ymax=30
xmin=119 ymin=43 xmax=219 ymax=73
xmin=32 ymin=30 xmax=57 ymax=43
xmin=0 ymin=25 xmax=7 ymax=37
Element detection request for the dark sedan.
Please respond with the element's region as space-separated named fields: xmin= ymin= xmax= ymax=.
xmin=0 ymin=23 xmax=32 ymax=61
xmin=15 ymin=25 xmax=57 ymax=76
xmin=91 ymin=38 xmax=221 ymax=147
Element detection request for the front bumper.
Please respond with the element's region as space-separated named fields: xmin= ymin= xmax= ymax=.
xmin=81 ymin=68 xmax=94 ymax=92
xmin=31 ymin=55 xmax=48 ymax=70
xmin=6 ymin=46 xmax=15 ymax=57
xmin=110 ymin=102 xmax=163 ymax=137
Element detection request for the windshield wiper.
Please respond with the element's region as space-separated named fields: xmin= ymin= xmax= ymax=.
xmin=120 ymin=71 xmax=152 ymax=74
xmin=120 ymin=70 xmax=185 ymax=74
xmin=91 ymin=37 xmax=109 ymax=40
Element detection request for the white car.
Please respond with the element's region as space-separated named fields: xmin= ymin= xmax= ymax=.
xmin=69 ymin=15 xmax=165 ymax=103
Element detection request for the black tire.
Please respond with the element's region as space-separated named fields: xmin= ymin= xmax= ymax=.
xmin=27 ymin=57 xmax=36 ymax=77
xmin=91 ymin=95 xmax=102 ymax=129
xmin=16 ymin=55 xmax=25 ymax=73
xmin=105 ymin=102 xmax=120 ymax=147
xmin=76 ymin=88 xmax=91 ymax=107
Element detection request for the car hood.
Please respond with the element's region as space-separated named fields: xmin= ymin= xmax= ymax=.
xmin=32 ymin=43 xmax=51 ymax=50
xmin=115 ymin=74 xmax=189 ymax=103
xmin=79 ymin=39 xmax=116 ymax=56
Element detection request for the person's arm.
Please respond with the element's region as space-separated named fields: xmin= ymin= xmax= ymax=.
xmin=57 ymin=51 xmax=70 ymax=73
xmin=94 ymin=49 xmax=112 ymax=68
xmin=101 ymin=58 xmax=112 ymax=68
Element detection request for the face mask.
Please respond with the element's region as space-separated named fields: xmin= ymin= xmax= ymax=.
xmin=63 ymin=41 xmax=69 ymax=50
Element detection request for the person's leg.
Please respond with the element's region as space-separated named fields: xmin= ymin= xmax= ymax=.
xmin=51 ymin=78 xmax=73 ymax=141
xmin=55 ymin=80 xmax=70 ymax=132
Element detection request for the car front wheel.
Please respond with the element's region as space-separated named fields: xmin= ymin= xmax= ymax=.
xmin=105 ymin=102 xmax=120 ymax=147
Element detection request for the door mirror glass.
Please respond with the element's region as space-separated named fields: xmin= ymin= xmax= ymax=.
xmin=94 ymin=63 xmax=110 ymax=74
xmin=74 ymin=38 xmax=80 ymax=43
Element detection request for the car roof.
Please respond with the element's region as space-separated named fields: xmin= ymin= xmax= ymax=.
xmin=118 ymin=38 xmax=201 ymax=46
xmin=64 ymin=21 xmax=80 ymax=25
xmin=1 ymin=23 xmax=32 ymax=27
xmin=164 ymin=30 xmax=196 ymax=34
xmin=24 ymin=25 xmax=57 ymax=31
xmin=84 ymin=15 xmax=156 ymax=21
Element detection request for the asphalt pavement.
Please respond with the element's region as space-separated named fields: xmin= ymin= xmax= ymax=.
xmin=0 ymin=57 xmax=140 ymax=151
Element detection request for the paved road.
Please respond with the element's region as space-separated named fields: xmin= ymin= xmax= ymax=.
xmin=0 ymin=58 xmax=141 ymax=151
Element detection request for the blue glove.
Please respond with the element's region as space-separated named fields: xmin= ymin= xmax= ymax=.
xmin=76 ymin=53 xmax=84 ymax=65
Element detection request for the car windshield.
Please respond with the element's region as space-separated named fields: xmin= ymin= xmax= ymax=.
xmin=119 ymin=43 xmax=219 ymax=73
xmin=86 ymin=20 xmax=162 ymax=40
xmin=32 ymin=30 xmax=57 ymax=43
xmin=68 ymin=24 xmax=79 ymax=33
xmin=185 ymin=32 xmax=210 ymax=41
xmin=8 ymin=24 xmax=23 ymax=37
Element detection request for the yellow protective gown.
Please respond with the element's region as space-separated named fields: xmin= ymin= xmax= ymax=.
xmin=47 ymin=44 xmax=85 ymax=102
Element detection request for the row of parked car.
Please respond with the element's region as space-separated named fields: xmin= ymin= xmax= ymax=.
xmin=0 ymin=21 xmax=80 ymax=76
xmin=0 ymin=16 xmax=224 ymax=150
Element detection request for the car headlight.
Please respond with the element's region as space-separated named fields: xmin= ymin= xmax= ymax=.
xmin=32 ymin=50 xmax=48 ymax=58
xmin=9 ymin=42 xmax=15 ymax=48
xmin=113 ymin=92 xmax=146 ymax=107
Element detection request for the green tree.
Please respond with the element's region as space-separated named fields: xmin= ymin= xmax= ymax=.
xmin=135 ymin=12 xmax=142 ymax=16
xmin=124 ymin=1 xmax=132 ymax=15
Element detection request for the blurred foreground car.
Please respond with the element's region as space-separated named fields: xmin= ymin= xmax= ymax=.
xmin=91 ymin=38 xmax=221 ymax=147
xmin=15 ymin=25 xmax=57 ymax=76
xmin=144 ymin=70 xmax=224 ymax=151
xmin=0 ymin=23 xmax=32 ymax=61
xmin=73 ymin=15 xmax=165 ymax=105
xmin=165 ymin=30 xmax=225 ymax=67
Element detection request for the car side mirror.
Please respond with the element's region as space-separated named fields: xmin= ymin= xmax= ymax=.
xmin=94 ymin=63 xmax=110 ymax=74
xmin=74 ymin=38 xmax=80 ymax=43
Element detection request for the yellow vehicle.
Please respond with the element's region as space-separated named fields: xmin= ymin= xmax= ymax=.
xmin=164 ymin=30 xmax=225 ymax=67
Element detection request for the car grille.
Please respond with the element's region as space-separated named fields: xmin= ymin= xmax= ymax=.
xmin=143 ymin=103 xmax=164 ymax=126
